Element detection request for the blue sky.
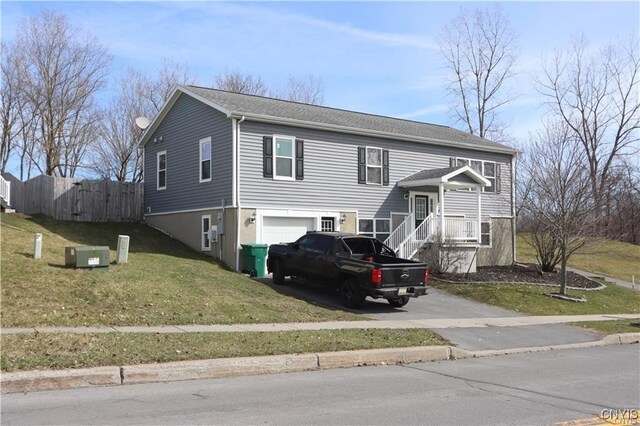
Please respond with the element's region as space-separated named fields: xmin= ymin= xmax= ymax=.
xmin=1 ymin=1 xmax=639 ymax=150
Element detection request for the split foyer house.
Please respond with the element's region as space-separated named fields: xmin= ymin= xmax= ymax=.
xmin=141 ymin=85 xmax=517 ymax=273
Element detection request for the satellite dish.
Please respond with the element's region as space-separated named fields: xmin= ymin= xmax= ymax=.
xmin=135 ymin=116 xmax=150 ymax=130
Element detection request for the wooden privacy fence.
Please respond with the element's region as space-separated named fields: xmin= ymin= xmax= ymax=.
xmin=4 ymin=174 xmax=144 ymax=222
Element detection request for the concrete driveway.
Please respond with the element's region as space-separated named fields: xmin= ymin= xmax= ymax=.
xmin=259 ymin=276 xmax=601 ymax=351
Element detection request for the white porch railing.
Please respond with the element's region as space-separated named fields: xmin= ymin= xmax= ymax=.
xmin=397 ymin=214 xmax=435 ymax=259
xmin=0 ymin=174 xmax=10 ymax=207
xmin=443 ymin=218 xmax=478 ymax=241
xmin=384 ymin=213 xmax=414 ymax=251
xmin=385 ymin=215 xmax=479 ymax=260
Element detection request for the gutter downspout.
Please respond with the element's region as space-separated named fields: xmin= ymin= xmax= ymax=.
xmin=511 ymin=155 xmax=517 ymax=264
xmin=235 ymin=115 xmax=246 ymax=272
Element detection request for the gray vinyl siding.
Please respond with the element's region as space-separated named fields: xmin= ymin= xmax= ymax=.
xmin=144 ymin=94 xmax=233 ymax=214
xmin=238 ymin=120 xmax=513 ymax=220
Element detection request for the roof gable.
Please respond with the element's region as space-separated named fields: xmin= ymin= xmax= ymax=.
xmin=398 ymin=166 xmax=491 ymax=189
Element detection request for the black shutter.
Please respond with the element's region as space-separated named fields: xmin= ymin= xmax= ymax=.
xmin=295 ymin=139 xmax=304 ymax=180
xmin=357 ymin=147 xmax=366 ymax=184
xmin=263 ymin=136 xmax=273 ymax=178
xmin=449 ymin=157 xmax=457 ymax=167
xmin=382 ymin=149 xmax=389 ymax=186
xmin=495 ymin=164 xmax=501 ymax=193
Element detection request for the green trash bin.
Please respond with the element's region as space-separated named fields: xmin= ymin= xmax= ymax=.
xmin=241 ymin=243 xmax=269 ymax=278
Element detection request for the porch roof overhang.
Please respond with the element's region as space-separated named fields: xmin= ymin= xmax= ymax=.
xmin=397 ymin=166 xmax=491 ymax=190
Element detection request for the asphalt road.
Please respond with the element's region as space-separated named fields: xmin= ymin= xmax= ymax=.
xmin=264 ymin=278 xmax=601 ymax=350
xmin=3 ymin=345 xmax=638 ymax=425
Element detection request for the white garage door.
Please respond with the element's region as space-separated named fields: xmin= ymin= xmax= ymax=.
xmin=262 ymin=217 xmax=315 ymax=246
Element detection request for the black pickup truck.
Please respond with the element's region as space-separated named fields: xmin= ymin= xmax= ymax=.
xmin=267 ymin=232 xmax=429 ymax=308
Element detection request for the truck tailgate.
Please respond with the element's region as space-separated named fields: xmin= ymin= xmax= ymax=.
xmin=379 ymin=264 xmax=426 ymax=287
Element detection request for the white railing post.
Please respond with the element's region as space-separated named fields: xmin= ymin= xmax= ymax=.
xmin=396 ymin=213 xmax=435 ymax=259
xmin=0 ymin=175 xmax=10 ymax=207
xmin=384 ymin=213 xmax=414 ymax=253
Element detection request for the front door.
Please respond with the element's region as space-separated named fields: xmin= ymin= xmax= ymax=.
xmin=415 ymin=195 xmax=429 ymax=228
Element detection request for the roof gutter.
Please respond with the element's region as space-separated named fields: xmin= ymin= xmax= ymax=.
xmin=228 ymin=113 xmax=517 ymax=156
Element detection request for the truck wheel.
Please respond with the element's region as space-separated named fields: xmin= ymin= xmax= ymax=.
xmin=340 ymin=279 xmax=365 ymax=309
xmin=272 ymin=260 xmax=285 ymax=285
xmin=388 ymin=297 xmax=410 ymax=308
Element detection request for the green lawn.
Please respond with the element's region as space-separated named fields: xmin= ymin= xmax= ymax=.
xmin=0 ymin=329 xmax=448 ymax=372
xmin=517 ymin=235 xmax=640 ymax=283
xmin=1 ymin=213 xmax=362 ymax=327
xmin=431 ymin=280 xmax=640 ymax=316
xmin=569 ymin=319 xmax=640 ymax=335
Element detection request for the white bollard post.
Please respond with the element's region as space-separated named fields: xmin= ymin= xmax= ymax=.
xmin=116 ymin=235 xmax=130 ymax=264
xmin=33 ymin=233 xmax=42 ymax=259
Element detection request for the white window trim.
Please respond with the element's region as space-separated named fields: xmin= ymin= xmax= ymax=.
xmin=320 ymin=216 xmax=336 ymax=232
xmin=157 ymin=150 xmax=167 ymax=191
xmin=365 ymin=146 xmax=383 ymax=185
xmin=199 ymin=137 xmax=212 ymax=183
xmin=202 ymin=214 xmax=212 ymax=251
xmin=357 ymin=217 xmax=391 ymax=240
xmin=273 ymin=135 xmax=295 ymax=181
xmin=454 ymin=157 xmax=496 ymax=193
xmin=480 ymin=220 xmax=492 ymax=247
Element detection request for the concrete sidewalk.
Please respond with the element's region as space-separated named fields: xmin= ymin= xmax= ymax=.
xmin=2 ymin=313 xmax=639 ymax=335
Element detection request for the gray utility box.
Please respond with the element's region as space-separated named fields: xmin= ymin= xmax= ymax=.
xmin=65 ymin=246 xmax=110 ymax=268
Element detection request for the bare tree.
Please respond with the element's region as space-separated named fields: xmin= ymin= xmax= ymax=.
xmin=0 ymin=42 xmax=22 ymax=173
xmin=139 ymin=59 xmax=195 ymax=114
xmin=439 ymin=5 xmax=518 ymax=141
xmin=281 ymin=74 xmax=324 ymax=105
xmin=607 ymin=160 xmax=640 ymax=244
xmin=537 ymin=35 xmax=640 ymax=230
xmin=521 ymin=120 xmax=596 ymax=295
xmin=14 ymin=10 xmax=111 ymax=177
xmin=93 ymin=61 xmax=194 ymax=182
xmin=214 ymin=70 xmax=268 ymax=96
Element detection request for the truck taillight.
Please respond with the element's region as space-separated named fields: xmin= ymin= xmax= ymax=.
xmin=371 ymin=268 xmax=382 ymax=285
xmin=424 ymin=267 xmax=430 ymax=285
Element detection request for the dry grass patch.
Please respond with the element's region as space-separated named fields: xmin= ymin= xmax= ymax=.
xmin=1 ymin=213 xmax=362 ymax=327
xmin=432 ymin=280 xmax=640 ymax=315
xmin=0 ymin=329 xmax=448 ymax=372
xmin=517 ymin=235 xmax=640 ymax=283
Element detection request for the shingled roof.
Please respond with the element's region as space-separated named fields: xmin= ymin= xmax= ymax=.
xmin=162 ymin=85 xmax=516 ymax=154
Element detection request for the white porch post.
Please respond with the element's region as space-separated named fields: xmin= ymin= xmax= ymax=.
xmin=439 ymin=184 xmax=445 ymax=243
xmin=476 ymin=187 xmax=482 ymax=243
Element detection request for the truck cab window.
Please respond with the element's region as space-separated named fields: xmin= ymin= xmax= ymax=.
xmin=344 ymin=237 xmax=375 ymax=255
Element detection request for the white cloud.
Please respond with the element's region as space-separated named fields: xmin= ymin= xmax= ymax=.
xmin=398 ymin=104 xmax=449 ymax=120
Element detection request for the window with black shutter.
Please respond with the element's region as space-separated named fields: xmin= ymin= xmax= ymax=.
xmin=263 ymin=136 xmax=273 ymax=178
xmin=264 ymin=135 xmax=303 ymax=181
xmin=295 ymin=139 xmax=304 ymax=180
xmin=358 ymin=146 xmax=389 ymax=185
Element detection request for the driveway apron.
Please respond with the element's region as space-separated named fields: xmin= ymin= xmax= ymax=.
xmin=264 ymin=279 xmax=602 ymax=351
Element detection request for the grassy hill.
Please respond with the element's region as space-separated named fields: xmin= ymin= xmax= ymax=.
xmin=517 ymin=235 xmax=640 ymax=283
xmin=1 ymin=213 xmax=362 ymax=327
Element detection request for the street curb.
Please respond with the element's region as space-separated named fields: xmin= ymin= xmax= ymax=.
xmin=121 ymin=353 xmax=319 ymax=385
xmin=2 ymin=333 xmax=639 ymax=394
xmin=317 ymin=346 xmax=450 ymax=369
xmin=0 ymin=367 xmax=121 ymax=394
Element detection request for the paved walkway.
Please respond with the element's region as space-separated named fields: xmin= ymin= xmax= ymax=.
xmin=2 ymin=314 xmax=638 ymax=335
xmin=567 ymin=266 xmax=639 ymax=292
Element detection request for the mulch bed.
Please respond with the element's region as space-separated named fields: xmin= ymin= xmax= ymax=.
xmin=433 ymin=263 xmax=603 ymax=290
